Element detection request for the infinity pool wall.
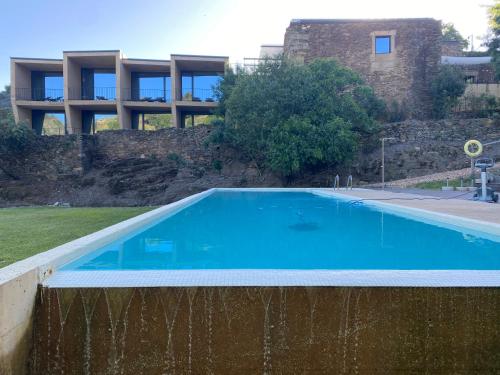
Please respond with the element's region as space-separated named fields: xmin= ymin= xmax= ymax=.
xmin=31 ymin=286 xmax=500 ymax=374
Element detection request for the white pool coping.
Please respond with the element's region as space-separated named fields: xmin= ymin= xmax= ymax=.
xmin=2 ymin=187 xmax=498 ymax=288
xmin=45 ymin=270 xmax=500 ymax=288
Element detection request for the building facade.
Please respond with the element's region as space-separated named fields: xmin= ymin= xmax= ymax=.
xmin=283 ymin=18 xmax=442 ymax=117
xmin=10 ymin=51 xmax=227 ymax=134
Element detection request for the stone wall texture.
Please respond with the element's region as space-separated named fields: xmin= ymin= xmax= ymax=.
xmin=284 ymin=19 xmax=443 ymax=118
xmin=357 ymin=118 xmax=500 ymax=183
xmin=31 ymin=286 xmax=500 ymax=374
xmin=441 ymin=40 xmax=465 ymax=56
xmin=1 ymin=118 xmax=499 ymax=206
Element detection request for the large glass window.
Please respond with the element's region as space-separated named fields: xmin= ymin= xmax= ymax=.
xmin=44 ymin=75 xmax=63 ymax=101
xmin=136 ymin=74 xmax=171 ymax=102
xmin=181 ymin=73 xmax=221 ymax=101
xmin=375 ymin=36 xmax=391 ymax=54
xmin=30 ymin=72 xmax=63 ymax=101
xmin=94 ymin=71 xmax=116 ymax=100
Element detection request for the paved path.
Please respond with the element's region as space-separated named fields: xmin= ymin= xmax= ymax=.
xmin=385 ymin=187 xmax=475 ymax=200
xmin=368 ymin=163 xmax=500 ymax=188
xmin=328 ymin=189 xmax=500 ymax=225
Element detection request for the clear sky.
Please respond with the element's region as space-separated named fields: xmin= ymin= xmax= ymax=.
xmin=0 ymin=0 xmax=494 ymax=88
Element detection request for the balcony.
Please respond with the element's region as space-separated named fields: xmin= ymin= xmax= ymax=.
xmin=122 ymin=88 xmax=171 ymax=103
xmin=181 ymin=88 xmax=217 ymax=103
xmin=15 ymin=88 xmax=64 ymax=102
xmin=68 ymin=87 xmax=116 ymax=101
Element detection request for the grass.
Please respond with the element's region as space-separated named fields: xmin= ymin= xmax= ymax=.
xmin=413 ymin=177 xmax=473 ymax=190
xmin=0 ymin=206 xmax=153 ymax=268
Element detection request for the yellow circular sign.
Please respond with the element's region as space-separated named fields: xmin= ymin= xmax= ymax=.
xmin=464 ymin=140 xmax=483 ymax=158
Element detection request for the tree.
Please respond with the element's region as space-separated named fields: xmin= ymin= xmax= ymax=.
xmin=213 ymin=58 xmax=385 ymax=178
xmin=486 ymin=1 xmax=500 ymax=80
xmin=441 ymin=23 xmax=469 ymax=50
xmin=430 ymin=65 xmax=466 ymax=119
xmin=0 ymin=85 xmax=11 ymax=110
xmin=0 ymin=110 xmax=35 ymax=179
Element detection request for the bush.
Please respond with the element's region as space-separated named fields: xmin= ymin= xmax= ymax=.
xmin=213 ymin=58 xmax=384 ymax=178
xmin=0 ymin=110 xmax=35 ymax=154
xmin=431 ymin=65 xmax=466 ymax=119
xmin=0 ymin=110 xmax=35 ymax=179
xmin=385 ymin=100 xmax=408 ymax=123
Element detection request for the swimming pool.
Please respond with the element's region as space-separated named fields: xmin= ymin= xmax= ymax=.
xmin=58 ymin=190 xmax=500 ymax=273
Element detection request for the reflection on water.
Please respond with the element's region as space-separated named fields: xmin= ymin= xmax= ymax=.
xmin=64 ymin=192 xmax=500 ymax=271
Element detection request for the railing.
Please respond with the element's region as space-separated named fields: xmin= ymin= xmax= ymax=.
xmin=452 ymin=94 xmax=499 ymax=113
xmin=181 ymin=88 xmax=217 ymax=102
xmin=122 ymin=88 xmax=171 ymax=103
xmin=68 ymin=87 xmax=116 ymax=100
xmin=15 ymin=88 xmax=64 ymax=102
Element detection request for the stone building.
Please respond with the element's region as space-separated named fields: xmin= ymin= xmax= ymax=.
xmin=282 ymin=18 xmax=443 ymax=118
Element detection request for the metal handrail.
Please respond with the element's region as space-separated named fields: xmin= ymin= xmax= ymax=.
xmin=333 ymin=174 xmax=340 ymax=190
xmin=122 ymin=88 xmax=171 ymax=103
xmin=180 ymin=88 xmax=217 ymax=102
xmin=15 ymin=88 xmax=64 ymax=102
xmin=346 ymin=175 xmax=353 ymax=190
xmin=68 ymin=87 xmax=116 ymax=100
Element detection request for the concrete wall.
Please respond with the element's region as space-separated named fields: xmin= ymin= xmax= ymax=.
xmin=284 ymin=19 xmax=442 ymax=118
xmin=11 ymin=52 xmax=227 ymax=133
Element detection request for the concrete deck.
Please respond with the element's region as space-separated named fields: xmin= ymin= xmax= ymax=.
xmin=331 ymin=189 xmax=500 ymax=225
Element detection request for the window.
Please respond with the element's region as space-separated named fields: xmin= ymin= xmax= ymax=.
xmin=181 ymin=72 xmax=222 ymax=101
xmin=134 ymin=74 xmax=171 ymax=102
xmin=375 ymin=36 xmax=391 ymax=54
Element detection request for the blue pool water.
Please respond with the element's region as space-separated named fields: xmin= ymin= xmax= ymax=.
xmin=63 ymin=191 xmax=500 ymax=271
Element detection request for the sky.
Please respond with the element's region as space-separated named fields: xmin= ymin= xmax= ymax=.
xmin=0 ymin=0 xmax=494 ymax=88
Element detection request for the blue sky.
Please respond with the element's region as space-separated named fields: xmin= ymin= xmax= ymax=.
xmin=0 ymin=0 xmax=493 ymax=89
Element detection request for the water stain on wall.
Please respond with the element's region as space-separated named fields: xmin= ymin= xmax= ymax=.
xmin=30 ymin=286 xmax=500 ymax=374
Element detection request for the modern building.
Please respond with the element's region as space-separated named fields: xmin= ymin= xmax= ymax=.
xmin=10 ymin=51 xmax=227 ymax=134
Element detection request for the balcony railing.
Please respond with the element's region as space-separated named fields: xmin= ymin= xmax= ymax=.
xmin=15 ymin=88 xmax=64 ymax=102
xmin=68 ymin=87 xmax=116 ymax=100
xmin=122 ymin=88 xmax=171 ymax=103
xmin=181 ymin=88 xmax=217 ymax=102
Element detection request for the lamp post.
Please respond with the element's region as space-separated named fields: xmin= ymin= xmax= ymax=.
xmin=381 ymin=137 xmax=395 ymax=190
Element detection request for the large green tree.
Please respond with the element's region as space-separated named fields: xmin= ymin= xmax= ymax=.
xmin=0 ymin=85 xmax=11 ymax=110
xmin=442 ymin=23 xmax=469 ymax=50
xmin=213 ymin=58 xmax=384 ymax=178
xmin=486 ymin=1 xmax=500 ymax=80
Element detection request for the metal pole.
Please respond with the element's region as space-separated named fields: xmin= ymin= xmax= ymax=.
xmin=381 ymin=137 xmax=395 ymax=190
xmin=382 ymin=138 xmax=385 ymax=189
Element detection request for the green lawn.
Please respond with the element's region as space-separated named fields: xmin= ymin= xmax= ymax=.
xmin=0 ymin=206 xmax=153 ymax=268
xmin=413 ymin=177 xmax=473 ymax=190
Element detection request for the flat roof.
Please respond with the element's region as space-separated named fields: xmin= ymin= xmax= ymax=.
xmin=441 ymin=56 xmax=492 ymax=65
xmin=290 ymin=18 xmax=437 ymax=24
xmin=63 ymin=49 xmax=121 ymax=53
xmin=11 ymin=57 xmax=63 ymax=62
xmin=123 ymin=58 xmax=171 ymax=63
xmin=171 ymin=54 xmax=229 ymax=59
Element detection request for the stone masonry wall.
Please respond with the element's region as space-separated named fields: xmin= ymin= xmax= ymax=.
xmin=284 ymin=19 xmax=442 ymax=118
xmin=1 ymin=119 xmax=499 ymax=206
xmin=357 ymin=118 xmax=500 ymax=183
xmin=89 ymin=127 xmax=215 ymax=166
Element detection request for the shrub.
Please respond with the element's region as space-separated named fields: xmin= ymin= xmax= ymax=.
xmin=213 ymin=58 xmax=384 ymax=178
xmin=430 ymin=65 xmax=466 ymax=119
xmin=0 ymin=110 xmax=35 ymax=179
